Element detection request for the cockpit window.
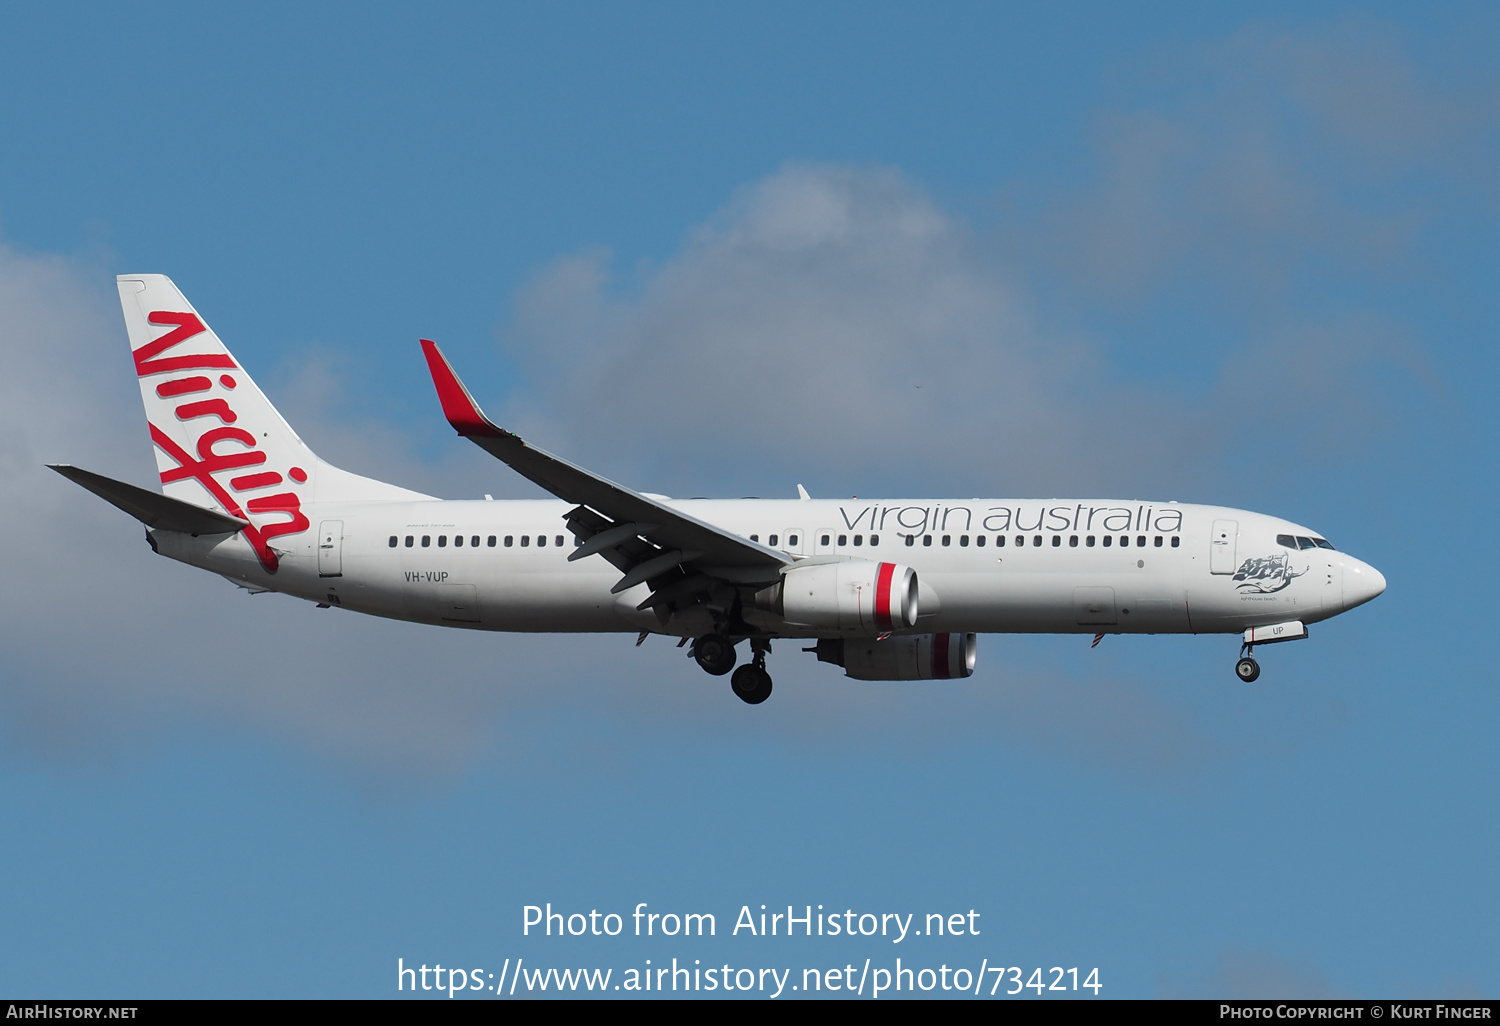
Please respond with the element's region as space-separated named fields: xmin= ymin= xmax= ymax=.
xmin=1297 ymin=536 xmax=1316 ymax=550
xmin=1314 ymin=538 xmax=1335 ymax=550
xmin=1277 ymin=534 xmax=1296 ymax=548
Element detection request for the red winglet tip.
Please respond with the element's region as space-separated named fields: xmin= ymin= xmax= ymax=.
xmin=420 ymin=340 xmax=503 ymax=438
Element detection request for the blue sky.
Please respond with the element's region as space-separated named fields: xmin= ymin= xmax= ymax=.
xmin=1 ymin=2 xmax=1496 ymax=998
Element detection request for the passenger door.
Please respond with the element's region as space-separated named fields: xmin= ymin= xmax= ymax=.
xmin=317 ymin=520 xmax=343 ymax=578
xmin=1210 ymin=519 xmax=1238 ymax=575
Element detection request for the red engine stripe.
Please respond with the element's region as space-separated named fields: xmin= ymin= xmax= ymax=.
xmin=875 ymin=562 xmax=896 ymax=631
xmin=933 ymin=633 xmax=951 ymax=678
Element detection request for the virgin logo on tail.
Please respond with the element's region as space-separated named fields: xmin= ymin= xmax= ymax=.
xmin=136 ymin=311 xmax=309 ymax=571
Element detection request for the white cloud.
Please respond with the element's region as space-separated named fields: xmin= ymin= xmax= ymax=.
xmin=499 ymin=164 xmax=1221 ymax=501
xmin=496 ymin=17 xmax=1483 ymax=504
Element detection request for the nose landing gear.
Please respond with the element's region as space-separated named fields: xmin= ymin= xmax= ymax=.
xmin=1233 ymin=620 xmax=1308 ymax=683
xmin=730 ymin=638 xmax=773 ymax=704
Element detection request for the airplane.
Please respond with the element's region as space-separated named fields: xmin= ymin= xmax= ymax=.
xmin=52 ymin=275 xmax=1387 ymax=704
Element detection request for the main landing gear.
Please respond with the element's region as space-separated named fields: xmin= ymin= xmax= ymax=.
xmin=692 ymin=633 xmax=773 ymax=704
xmin=692 ymin=633 xmax=736 ymax=676
xmin=731 ymin=639 xmax=773 ymax=705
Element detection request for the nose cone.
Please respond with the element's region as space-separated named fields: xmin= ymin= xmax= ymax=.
xmin=1342 ymin=556 xmax=1387 ymax=611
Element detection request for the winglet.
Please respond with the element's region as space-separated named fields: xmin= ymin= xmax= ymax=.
xmin=420 ymin=339 xmax=506 ymax=438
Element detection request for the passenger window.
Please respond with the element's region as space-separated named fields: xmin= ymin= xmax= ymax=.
xmin=473 ymin=535 xmax=481 ymax=547
xmin=996 ymin=535 xmax=1005 ymax=547
xmin=1033 ymin=535 xmax=1042 ymax=547
xmin=959 ymin=535 xmax=969 ymax=547
xmin=488 ymin=536 xmax=496 ymax=547
xmin=454 ymin=535 xmax=463 ymax=547
xmin=1052 ymin=535 xmax=1061 ymax=547
xmin=838 ymin=535 xmax=847 ymax=546
xmin=1154 ymin=536 xmax=1162 ymax=547
xmin=905 ymin=534 xmax=915 ymax=547
xmin=1016 ymin=535 xmax=1026 ymax=547
xmin=521 ymin=536 xmax=530 ymax=547
xmin=556 ymin=536 xmax=564 ymax=547
xmin=1277 ymin=534 xmax=1296 ymax=549
xmin=537 ymin=535 xmax=546 ymax=547
xmin=788 ymin=535 xmax=799 ymax=546
xmin=388 ymin=536 xmax=397 ymax=547
xmin=853 ymin=535 xmax=863 ymax=546
xmin=976 ymin=535 xmax=985 ymax=547
xmin=438 ymin=535 xmax=447 ymax=547
xmin=941 ymin=535 xmax=951 ymax=546
xmin=421 ymin=535 xmax=431 ymax=547
xmin=750 ymin=534 xmax=759 ymax=543
xmin=1120 ymin=536 xmax=1129 ymax=547
xmin=869 ymin=534 xmax=879 ymax=546
xmin=1069 ymin=535 xmax=1078 ymax=547
xmin=768 ymin=534 xmax=778 ymax=547
xmin=1103 ymin=536 xmax=1112 ymax=547
xmin=821 ymin=534 xmax=831 ymax=546
xmin=405 ymin=535 xmax=414 ymax=547
xmin=1087 ymin=536 xmax=1095 ymax=547
xmin=1137 ymin=536 xmax=1146 ymax=547
xmin=1171 ymin=536 xmax=1180 ymax=548
xmin=923 ymin=535 xmax=932 ymax=547
xmin=504 ymin=535 xmax=513 ymax=547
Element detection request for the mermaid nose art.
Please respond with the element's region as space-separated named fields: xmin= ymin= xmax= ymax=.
xmin=1342 ymin=557 xmax=1387 ymax=610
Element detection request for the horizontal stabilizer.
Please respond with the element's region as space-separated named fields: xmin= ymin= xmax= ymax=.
xmin=49 ymin=464 xmax=249 ymax=535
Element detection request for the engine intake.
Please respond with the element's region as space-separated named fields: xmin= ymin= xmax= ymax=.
xmin=814 ymin=633 xmax=977 ymax=681
xmin=755 ymin=559 xmax=918 ymax=632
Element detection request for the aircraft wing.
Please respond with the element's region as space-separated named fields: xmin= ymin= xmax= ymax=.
xmin=420 ymin=341 xmax=791 ymax=613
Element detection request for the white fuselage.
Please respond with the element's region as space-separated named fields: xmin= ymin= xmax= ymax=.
xmin=88 ymin=273 xmax=1385 ymax=696
xmin=151 ymin=496 xmax=1386 ymax=639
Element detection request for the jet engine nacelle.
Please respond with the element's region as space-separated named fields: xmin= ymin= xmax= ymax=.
xmin=813 ymin=633 xmax=977 ymax=681
xmin=755 ymin=559 xmax=918 ymax=632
